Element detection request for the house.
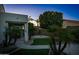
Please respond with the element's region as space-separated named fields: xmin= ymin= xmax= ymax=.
xmin=63 ymin=19 xmax=79 ymax=28
xmin=0 ymin=4 xmax=29 ymax=44
xmin=0 ymin=12 xmax=28 ymax=44
xmin=29 ymin=19 xmax=79 ymax=28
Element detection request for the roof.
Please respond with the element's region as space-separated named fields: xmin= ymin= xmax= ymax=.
xmin=0 ymin=12 xmax=28 ymax=16
xmin=63 ymin=19 xmax=79 ymax=23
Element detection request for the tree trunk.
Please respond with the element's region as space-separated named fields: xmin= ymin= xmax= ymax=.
xmin=60 ymin=42 xmax=67 ymax=53
xmin=49 ymin=42 xmax=54 ymax=54
xmin=58 ymin=41 xmax=62 ymax=52
xmin=8 ymin=36 xmax=12 ymax=45
xmin=51 ymin=38 xmax=57 ymax=54
xmin=14 ymin=38 xmax=17 ymax=45
xmin=4 ymin=33 xmax=8 ymax=47
xmin=29 ymin=34 xmax=31 ymax=40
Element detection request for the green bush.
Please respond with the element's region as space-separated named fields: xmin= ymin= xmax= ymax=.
xmin=67 ymin=26 xmax=79 ymax=43
xmin=28 ymin=23 xmax=35 ymax=40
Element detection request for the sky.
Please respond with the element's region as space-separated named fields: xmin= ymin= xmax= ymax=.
xmin=4 ymin=4 xmax=79 ymax=20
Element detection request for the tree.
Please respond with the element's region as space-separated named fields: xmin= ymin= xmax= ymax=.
xmin=8 ymin=25 xmax=22 ymax=45
xmin=36 ymin=19 xmax=41 ymax=34
xmin=28 ymin=23 xmax=35 ymax=40
xmin=39 ymin=11 xmax=63 ymax=29
xmin=48 ymin=26 xmax=73 ymax=54
xmin=39 ymin=11 xmax=74 ymax=54
xmin=68 ymin=27 xmax=79 ymax=43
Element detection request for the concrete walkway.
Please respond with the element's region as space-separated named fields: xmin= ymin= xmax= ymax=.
xmin=16 ymin=45 xmax=50 ymax=49
xmin=31 ymin=35 xmax=50 ymax=39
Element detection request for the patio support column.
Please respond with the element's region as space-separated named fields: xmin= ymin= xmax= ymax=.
xmin=24 ymin=23 xmax=28 ymax=42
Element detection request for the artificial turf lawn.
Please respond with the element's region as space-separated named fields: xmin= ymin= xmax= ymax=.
xmin=32 ymin=38 xmax=51 ymax=45
xmin=10 ymin=49 xmax=49 ymax=55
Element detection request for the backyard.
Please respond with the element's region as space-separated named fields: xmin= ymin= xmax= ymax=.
xmin=10 ymin=36 xmax=50 ymax=55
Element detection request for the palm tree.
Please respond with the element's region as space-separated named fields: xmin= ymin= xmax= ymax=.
xmin=47 ymin=25 xmax=74 ymax=55
xmin=36 ymin=19 xmax=41 ymax=34
xmin=8 ymin=25 xmax=22 ymax=45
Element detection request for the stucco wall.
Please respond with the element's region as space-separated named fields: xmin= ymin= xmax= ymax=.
xmin=0 ymin=4 xmax=5 ymax=13
xmin=0 ymin=13 xmax=28 ymax=43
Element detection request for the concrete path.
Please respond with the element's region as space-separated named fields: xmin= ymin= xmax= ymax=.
xmin=31 ymin=35 xmax=50 ymax=39
xmin=16 ymin=45 xmax=50 ymax=49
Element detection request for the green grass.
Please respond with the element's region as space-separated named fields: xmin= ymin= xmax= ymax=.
xmin=32 ymin=38 xmax=51 ymax=45
xmin=10 ymin=49 xmax=49 ymax=55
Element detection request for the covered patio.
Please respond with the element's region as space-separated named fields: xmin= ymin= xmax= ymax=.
xmin=5 ymin=20 xmax=28 ymax=45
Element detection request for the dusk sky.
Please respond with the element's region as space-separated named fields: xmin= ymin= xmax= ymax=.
xmin=4 ymin=4 xmax=79 ymax=20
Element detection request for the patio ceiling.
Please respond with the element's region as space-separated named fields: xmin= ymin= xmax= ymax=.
xmin=6 ymin=21 xmax=27 ymax=24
